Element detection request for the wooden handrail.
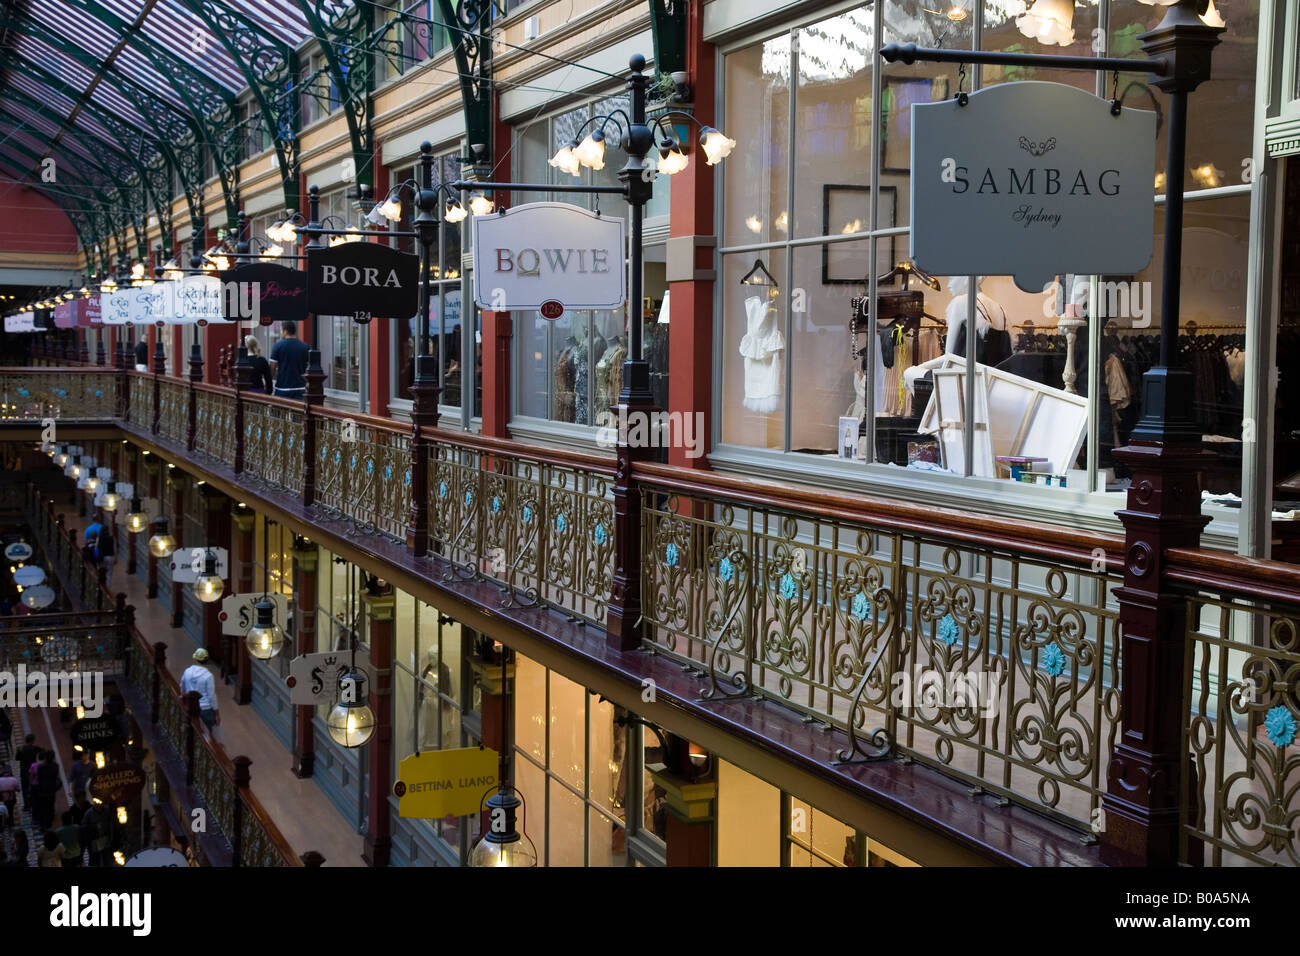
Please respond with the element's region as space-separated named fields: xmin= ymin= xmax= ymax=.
xmin=631 ymin=460 xmax=1126 ymax=571
xmin=1164 ymin=546 xmax=1300 ymax=608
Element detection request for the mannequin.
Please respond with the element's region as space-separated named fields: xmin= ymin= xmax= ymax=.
xmin=739 ymin=294 xmax=784 ymax=413
xmin=944 ymin=276 xmax=1011 ymax=368
xmin=554 ymin=335 xmax=576 ymax=422
xmin=596 ymin=334 xmax=627 ymax=415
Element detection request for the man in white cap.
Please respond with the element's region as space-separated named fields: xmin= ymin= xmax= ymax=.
xmin=180 ymin=648 xmax=220 ymax=738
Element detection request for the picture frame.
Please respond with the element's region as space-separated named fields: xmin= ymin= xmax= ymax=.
xmin=821 ymin=185 xmax=897 ymax=284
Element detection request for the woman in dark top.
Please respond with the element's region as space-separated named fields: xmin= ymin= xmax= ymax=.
xmin=245 ymin=335 xmax=274 ymax=395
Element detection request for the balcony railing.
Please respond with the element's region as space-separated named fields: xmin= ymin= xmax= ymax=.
xmin=4 ymin=364 xmax=1298 ymax=865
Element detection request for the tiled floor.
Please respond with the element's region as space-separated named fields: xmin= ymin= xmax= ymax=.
xmin=70 ymin=516 xmax=366 ymax=867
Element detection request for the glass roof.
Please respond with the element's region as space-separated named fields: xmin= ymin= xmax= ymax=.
xmin=0 ymin=0 xmax=328 ymax=240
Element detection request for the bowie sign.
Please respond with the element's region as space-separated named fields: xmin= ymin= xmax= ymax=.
xmin=472 ymin=202 xmax=626 ymax=312
xmin=911 ymin=82 xmax=1156 ymax=292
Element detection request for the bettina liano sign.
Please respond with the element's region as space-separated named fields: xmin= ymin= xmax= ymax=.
xmin=472 ymin=202 xmax=626 ymax=312
xmin=911 ymin=81 xmax=1156 ymax=292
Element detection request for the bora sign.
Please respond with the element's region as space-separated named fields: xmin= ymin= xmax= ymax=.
xmin=910 ymin=81 xmax=1155 ymax=292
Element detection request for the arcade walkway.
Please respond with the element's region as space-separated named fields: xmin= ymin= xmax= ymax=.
xmin=63 ymin=513 xmax=364 ymax=867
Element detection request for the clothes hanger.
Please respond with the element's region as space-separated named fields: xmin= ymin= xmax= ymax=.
xmin=740 ymin=258 xmax=779 ymax=292
xmin=877 ymin=259 xmax=941 ymax=291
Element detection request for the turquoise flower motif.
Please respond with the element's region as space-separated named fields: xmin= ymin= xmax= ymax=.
xmin=937 ymin=613 xmax=960 ymax=646
xmin=850 ymin=592 xmax=871 ymax=622
xmin=555 ymin=513 xmax=567 ymax=532
xmin=403 ymin=470 xmax=411 ymax=486
xmin=1264 ymin=705 xmax=1297 ymax=749
xmin=491 ymin=495 xmax=501 ymax=514
xmin=665 ymin=542 xmax=678 ymax=567
xmin=365 ymin=460 xmax=373 ymax=475
xmin=384 ymin=464 xmax=392 ymax=481
xmin=464 ymin=489 xmax=473 ymax=506
xmin=593 ymin=523 xmax=607 ymax=546
xmin=94 ymin=389 xmax=103 ymax=398
xmin=320 ymin=447 xmax=327 ymax=460
xmin=288 ymin=436 xmax=295 ymax=449
xmin=523 ymin=505 xmax=533 ymax=524
xmin=1040 ymin=642 xmax=1066 ymax=677
xmin=333 ymin=449 xmax=341 ymax=465
xmin=438 ymin=481 xmax=448 ymax=499
xmin=17 ymin=387 xmax=28 ymax=396
xmin=718 ymin=557 xmax=735 ymax=582
xmin=256 ymin=426 xmax=263 ymax=438
xmin=779 ymin=573 xmax=797 ymax=600
xmin=350 ymin=453 xmax=358 ymax=469
xmin=55 ymin=389 xmax=67 ymax=397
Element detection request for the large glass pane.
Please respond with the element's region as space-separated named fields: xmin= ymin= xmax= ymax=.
xmin=716 ymin=760 xmax=779 ymax=867
xmin=982 ymin=0 xmax=1100 ymax=90
xmin=589 ymin=695 xmax=620 ymax=818
xmin=547 ymin=779 xmax=586 ymax=867
xmin=793 ymin=9 xmax=874 ymax=239
xmin=514 ymin=653 xmax=546 ymax=763
xmin=1110 ymin=0 xmax=1259 ymax=191
xmin=516 ymin=308 xmax=553 ymax=418
xmin=548 ymin=670 xmax=586 ymax=792
xmin=720 ymin=249 xmax=788 ymax=448
xmin=1131 ymin=194 xmax=1250 ymax=495
xmin=722 ymin=33 xmax=791 ymax=246
xmin=513 ymin=754 xmax=546 ymax=862
xmin=589 ymin=807 xmax=626 ymax=867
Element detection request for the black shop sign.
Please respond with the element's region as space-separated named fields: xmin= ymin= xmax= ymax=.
xmin=306 ymin=243 xmax=420 ymax=323
xmin=70 ymin=715 xmax=122 ymax=749
xmin=219 ymin=263 xmax=308 ymax=325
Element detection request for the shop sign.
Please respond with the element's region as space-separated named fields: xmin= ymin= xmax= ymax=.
xmin=285 ymin=651 xmax=367 ymax=706
xmin=89 ymin=763 xmax=147 ymax=806
xmin=219 ymin=262 xmax=308 ymax=325
xmin=100 ymin=288 xmax=133 ymax=325
xmin=394 ymin=747 xmax=499 ymax=819
xmin=5 ymin=312 xmax=35 ymax=332
xmin=911 ymin=81 xmax=1156 ymax=292
xmin=53 ymin=300 xmax=75 ymax=329
xmin=4 ymin=542 xmax=33 ymax=561
xmin=472 ymin=202 xmax=626 ymax=311
xmin=70 ymin=715 xmax=122 ymax=749
xmin=168 ymin=546 xmax=228 ymax=583
xmin=80 ymin=296 xmax=102 ymax=328
xmin=219 ymin=592 xmax=289 ymax=637
xmin=305 ymin=243 xmax=420 ymax=322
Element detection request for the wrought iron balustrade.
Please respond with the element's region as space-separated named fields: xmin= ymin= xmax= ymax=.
xmin=0 ymin=369 xmax=117 ymax=420
xmin=315 ymin=412 xmax=410 ymax=539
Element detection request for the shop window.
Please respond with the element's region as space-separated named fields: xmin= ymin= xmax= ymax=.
xmin=510 ymin=96 xmax=671 ymax=431
xmin=716 ymin=760 xmax=780 ymax=866
xmin=390 ymin=152 xmax=467 ymax=411
xmin=717 ymin=1 xmax=1258 ymax=515
xmin=511 ymin=655 xmax=632 ymax=866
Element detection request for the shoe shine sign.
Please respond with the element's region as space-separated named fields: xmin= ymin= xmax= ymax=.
xmin=472 ymin=202 xmax=626 ymax=314
xmin=911 ymin=82 xmax=1156 ymax=292
xmin=306 ymin=241 xmax=420 ymax=324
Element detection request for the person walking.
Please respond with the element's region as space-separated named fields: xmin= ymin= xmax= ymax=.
xmin=0 ymin=764 xmax=18 ymax=827
xmin=134 ymin=337 xmax=149 ymax=372
xmin=180 ymin=648 xmax=220 ymax=738
xmin=68 ymin=750 xmax=93 ymax=796
xmin=79 ymin=797 xmax=105 ymax=867
xmin=245 ymin=335 xmax=274 ymax=394
xmin=15 ymin=734 xmax=38 ymax=810
xmin=268 ymin=320 xmax=309 ymax=399
xmin=97 ymin=528 xmax=116 ymax=586
xmin=37 ymin=830 xmax=66 ymax=867
xmin=55 ymin=810 xmax=81 ymax=867
xmin=32 ymin=750 xmax=60 ymax=832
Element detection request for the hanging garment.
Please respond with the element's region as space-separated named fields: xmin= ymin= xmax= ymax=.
xmin=553 ymin=346 xmax=576 ymax=422
xmin=573 ymin=332 xmax=604 ymax=425
xmin=596 ymin=340 xmax=626 ymax=415
xmin=739 ymin=295 xmax=784 ymax=413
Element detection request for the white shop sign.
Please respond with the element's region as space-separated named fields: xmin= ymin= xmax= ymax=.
xmin=169 ymin=546 xmax=229 ymax=583
xmin=911 ymin=81 xmax=1156 ymax=292
xmin=472 ymin=202 xmax=626 ymax=312
xmin=219 ymin=591 xmax=290 ymax=636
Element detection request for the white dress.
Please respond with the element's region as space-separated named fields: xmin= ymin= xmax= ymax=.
xmin=738 ymin=295 xmax=784 ymax=413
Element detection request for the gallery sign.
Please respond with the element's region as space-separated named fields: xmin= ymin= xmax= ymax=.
xmin=472 ymin=202 xmax=626 ymax=312
xmin=306 ymin=242 xmax=420 ymax=322
xmin=219 ymin=262 xmax=307 ymax=325
xmin=89 ymin=763 xmax=147 ymax=806
xmin=911 ymin=81 xmax=1156 ymax=292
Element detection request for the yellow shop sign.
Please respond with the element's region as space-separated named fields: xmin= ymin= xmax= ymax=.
xmin=394 ymin=747 xmax=499 ymax=819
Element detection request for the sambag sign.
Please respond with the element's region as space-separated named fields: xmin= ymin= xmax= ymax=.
xmin=472 ymin=202 xmax=626 ymax=312
xmin=910 ymin=81 xmax=1156 ymax=292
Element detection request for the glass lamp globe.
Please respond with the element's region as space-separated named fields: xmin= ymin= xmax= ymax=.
xmin=193 ymin=555 xmax=224 ymax=603
xmin=699 ymin=127 xmax=737 ymax=165
xmin=1016 ymin=0 xmax=1075 ymax=46
xmin=548 ymin=142 xmax=581 ymax=177
xmin=468 ymin=788 xmax=537 ymax=867
xmin=147 ymin=518 xmax=176 ymax=558
xmin=468 ymin=192 xmax=495 ymax=216
xmin=657 ymin=147 xmax=689 ymax=176
xmin=125 ymin=499 xmax=149 ymax=533
xmin=245 ymin=599 xmax=285 ymax=660
xmin=326 ymin=670 xmax=375 ymax=747
xmin=444 ymin=199 xmax=468 ymax=223
xmin=573 ymin=130 xmax=606 ymax=170
xmin=100 ymin=483 xmax=121 ymax=511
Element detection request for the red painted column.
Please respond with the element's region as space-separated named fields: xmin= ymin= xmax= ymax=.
xmin=200 ymin=484 xmax=232 ymax=678
xmin=169 ymin=468 xmax=185 ymax=629
xmin=667 ymin=3 xmax=717 ymax=471
xmin=362 ymin=582 xmax=394 ymax=866
xmin=205 ymin=324 xmax=238 ymax=384
xmin=291 ymin=539 xmax=318 ymax=777
xmin=233 ymin=507 xmax=255 ymax=706
xmin=479 ymin=102 xmax=514 ymax=439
